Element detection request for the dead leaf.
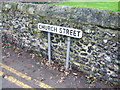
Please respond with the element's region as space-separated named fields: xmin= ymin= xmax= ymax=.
xmin=3 ymin=49 xmax=6 ymax=52
xmin=88 ymin=86 xmax=91 ymax=88
xmin=18 ymin=52 xmax=22 ymax=57
xmin=31 ymin=54 xmax=35 ymax=59
xmin=73 ymin=76 xmax=78 ymax=81
xmin=59 ymin=66 xmax=65 ymax=72
xmin=56 ymin=74 xmax=59 ymax=77
xmin=6 ymin=52 xmax=10 ymax=57
xmin=50 ymin=76 xmax=53 ymax=80
xmin=64 ymin=71 xmax=70 ymax=76
xmin=41 ymin=62 xmax=44 ymax=65
xmin=45 ymin=62 xmax=49 ymax=66
xmin=73 ymin=73 xmax=78 ymax=76
xmin=40 ymin=78 xmax=45 ymax=81
xmin=58 ymin=80 xmax=63 ymax=83
xmin=52 ymin=66 xmax=56 ymax=70
xmin=56 ymin=67 xmax=59 ymax=70
xmin=61 ymin=76 xmax=65 ymax=80
xmin=36 ymin=62 xmax=40 ymax=65
xmin=2 ymin=56 xmax=7 ymax=60
xmin=32 ymin=65 xmax=34 ymax=68
xmin=89 ymin=84 xmax=95 ymax=87
xmin=15 ymin=48 xmax=20 ymax=53
xmin=58 ymin=76 xmax=65 ymax=83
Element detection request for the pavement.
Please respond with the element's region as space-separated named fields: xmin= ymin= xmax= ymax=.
xmin=0 ymin=44 xmax=114 ymax=89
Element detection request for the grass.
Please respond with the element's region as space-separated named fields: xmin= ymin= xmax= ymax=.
xmin=50 ymin=0 xmax=119 ymax=11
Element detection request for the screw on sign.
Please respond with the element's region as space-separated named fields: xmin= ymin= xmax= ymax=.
xmin=38 ymin=23 xmax=82 ymax=71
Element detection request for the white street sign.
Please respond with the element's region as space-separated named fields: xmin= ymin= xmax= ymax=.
xmin=38 ymin=23 xmax=82 ymax=38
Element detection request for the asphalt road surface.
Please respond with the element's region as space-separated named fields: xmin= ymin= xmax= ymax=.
xmin=1 ymin=46 xmax=113 ymax=89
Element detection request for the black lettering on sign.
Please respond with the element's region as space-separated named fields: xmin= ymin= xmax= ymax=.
xmin=63 ymin=28 xmax=66 ymax=34
xmin=54 ymin=27 xmax=57 ymax=32
xmin=39 ymin=25 xmax=42 ymax=29
xmin=38 ymin=23 xmax=82 ymax=38
xmin=70 ymin=30 xmax=73 ymax=35
xmin=73 ymin=30 xmax=76 ymax=36
xmin=59 ymin=28 xmax=62 ymax=33
xmin=77 ymin=31 xmax=81 ymax=37
xmin=66 ymin=29 xmax=69 ymax=35
xmin=51 ymin=26 xmax=54 ymax=31
xmin=48 ymin=26 xmax=50 ymax=31
xmin=42 ymin=25 xmax=45 ymax=30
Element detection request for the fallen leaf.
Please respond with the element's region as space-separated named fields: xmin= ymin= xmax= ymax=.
xmin=2 ymin=56 xmax=7 ymax=60
xmin=73 ymin=76 xmax=78 ymax=81
xmin=36 ymin=62 xmax=40 ymax=65
xmin=58 ymin=76 xmax=65 ymax=83
xmin=89 ymin=86 xmax=91 ymax=88
xmin=41 ymin=62 xmax=44 ymax=65
xmin=64 ymin=71 xmax=70 ymax=76
xmin=40 ymin=78 xmax=45 ymax=81
xmin=56 ymin=67 xmax=59 ymax=70
xmin=59 ymin=66 xmax=65 ymax=72
xmin=61 ymin=76 xmax=65 ymax=80
xmin=6 ymin=52 xmax=10 ymax=57
xmin=89 ymin=84 xmax=95 ymax=87
xmin=56 ymin=74 xmax=59 ymax=77
xmin=15 ymin=48 xmax=20 ymax=53
xmin=73 ymin=73 xmax=78 ymax=76
xmin=50 ymin=76 xmax=53 ymax=80
xmin=45 ymin=62 xmax=49 ymax=66
xmin=18 ymin=53 xmax=22 ymax=57
xmin=31 ymin=54 xmax=35 ymax=59
xmin=58 ymin=80 xmax=63 ymax=83
xmin=32 ymin=65 xmax=34 ymax=68
xmin=52 ymin=66 xmax=56 ymax=70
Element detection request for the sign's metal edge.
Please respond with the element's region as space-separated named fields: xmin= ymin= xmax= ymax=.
xmin=38 ymin=23 xmax=82 ymax=38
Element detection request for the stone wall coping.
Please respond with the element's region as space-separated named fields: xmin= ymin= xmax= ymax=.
xmin=1 ymin=1 xmax=120 ymax=29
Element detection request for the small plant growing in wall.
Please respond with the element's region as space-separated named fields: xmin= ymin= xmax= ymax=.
xmin=2 ymin=42 xmax=11 ymax=48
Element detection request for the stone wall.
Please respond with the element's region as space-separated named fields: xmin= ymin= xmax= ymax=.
xmin=0 ymin=2 xmax=120 ymax=84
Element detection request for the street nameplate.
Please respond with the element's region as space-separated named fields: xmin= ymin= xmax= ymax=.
xmin=38 ymin=23 xmax=82 ymax=38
